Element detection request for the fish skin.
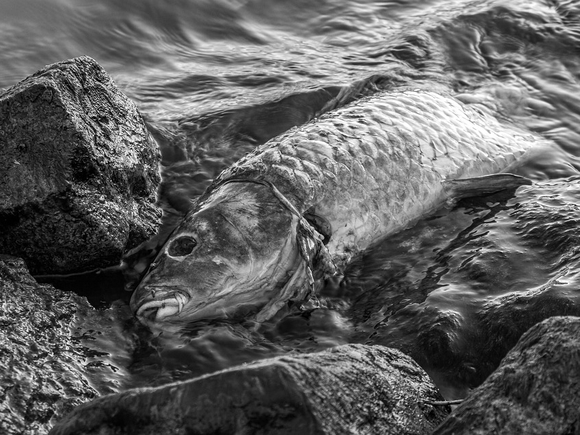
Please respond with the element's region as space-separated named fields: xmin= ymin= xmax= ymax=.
xmin=131 ymin=89 xmax=541 ymax=324
xmin=211 ymin=89 xmax=536 ymax=267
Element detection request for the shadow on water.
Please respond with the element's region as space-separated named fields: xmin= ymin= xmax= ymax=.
xmin=35 ymin=267 xmax=130 ymax=309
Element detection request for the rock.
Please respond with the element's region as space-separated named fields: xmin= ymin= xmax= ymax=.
xmin=0 ymin=255 xmax=99 ymax=435
xmin=472 ymin=283 xmax=580 ymax=383
xmin=50 ymin=344 xmax=449 ymax=435
xmin=433 ymin=316 xmax=580 ymax=435
xmin=0 ymin=56 xmax=161 ymax=274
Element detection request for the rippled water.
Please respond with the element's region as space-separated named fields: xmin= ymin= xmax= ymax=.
xmin=4 ymin=0 xmax=580 ymax=401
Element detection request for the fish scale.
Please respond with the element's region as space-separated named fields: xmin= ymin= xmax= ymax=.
xmin=213 ymin=89 xmax=538 ymax=265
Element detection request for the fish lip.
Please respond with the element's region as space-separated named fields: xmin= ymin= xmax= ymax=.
xmin=135 ymin=289 xmax=191 ymax=322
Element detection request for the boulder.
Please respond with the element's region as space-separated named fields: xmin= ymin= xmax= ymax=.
xmin=0 ymin=56 xmax=161 ymax=274
xmin=433 ymin=316 xmax=580 ymax=434
xmin=0 ymin=255 xmax=98 ymax=435
xmin=50 ymin=344 xmax=450 ymax=435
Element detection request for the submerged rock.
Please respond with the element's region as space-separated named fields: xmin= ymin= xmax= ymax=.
xmin=433 ymin=316 xmax=580 ymax=434
xmin=0 ymin=255 xmax=98 ymax=435
xmin=50 ymin=344 xmax=449 ymax=435
xmin=0 ymin=56 xmax=160 ymax=274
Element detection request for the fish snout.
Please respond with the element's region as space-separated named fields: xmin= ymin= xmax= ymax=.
xmin=134 ymin=288 xmax=190 ymax=322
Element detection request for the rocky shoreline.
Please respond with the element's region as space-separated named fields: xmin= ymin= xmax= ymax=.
xmin=1 ymin=57 xmax=580 ymax=435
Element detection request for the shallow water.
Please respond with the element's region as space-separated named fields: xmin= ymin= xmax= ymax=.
xmin=3 ymin=0 xmax=580 ymax=401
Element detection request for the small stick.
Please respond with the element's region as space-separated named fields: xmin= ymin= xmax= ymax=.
xmin=424 ymin=399 xmax=464 ymax=406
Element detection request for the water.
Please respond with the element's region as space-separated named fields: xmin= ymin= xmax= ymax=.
xmin=3 ymin=0 xmax=580 ymax=401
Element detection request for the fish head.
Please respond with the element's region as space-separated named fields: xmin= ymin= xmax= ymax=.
xmin=130 ymin=182 xmax=305 ymax=325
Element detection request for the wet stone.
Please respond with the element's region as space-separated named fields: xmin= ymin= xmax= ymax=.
xmin=0 ymin=56 xmax=161 ymax=274
xmin=50 ymin=344 xmax=450 ymax=435
xmin=0 ymin=255 xmax=98 ymax=435
xmin=433 ymin=316 xmax=580 ymax=435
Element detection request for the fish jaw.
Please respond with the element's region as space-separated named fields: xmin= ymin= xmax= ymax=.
xmin=132 ymin=287 xmax=191 ymax=323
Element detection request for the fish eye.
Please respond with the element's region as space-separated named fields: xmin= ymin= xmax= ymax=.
xmin=167 ymin=236 xmax=197 ymax=257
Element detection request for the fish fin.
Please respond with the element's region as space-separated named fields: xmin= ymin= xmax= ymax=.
xmin=296 ymin=217 xmax=337 ymax=278
xmin=254 ymin=216 xmax=337 ymax=323
xmin=445 ymin=173 xmax=532 ymax=201
xmin=304 ymin=208 xmax=332 ymax=245
xmin=255 ymin=260 xmax=313 ymax=323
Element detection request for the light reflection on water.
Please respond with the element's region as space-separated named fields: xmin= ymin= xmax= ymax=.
xmin=3 ymin=0 xmax=580 ymax=399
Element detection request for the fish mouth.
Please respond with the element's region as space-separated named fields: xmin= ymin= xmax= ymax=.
xmin=135 ymin=289 xmax=190 ymax=322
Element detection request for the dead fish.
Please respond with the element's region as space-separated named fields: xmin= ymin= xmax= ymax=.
xmin=131 ymin=89 xmax=540 ymax=325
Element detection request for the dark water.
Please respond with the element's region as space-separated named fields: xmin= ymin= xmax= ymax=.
xmin=4 ymin=0 xmax=580 ymax=401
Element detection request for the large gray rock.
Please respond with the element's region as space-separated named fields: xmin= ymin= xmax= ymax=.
xmin=0 ymin=56 xmax=160 ymax=274
xmin=0 ymin=255 xmax=98 ymax=435
xmin=433 ymin=316 xmax=580 ymax=434
xmin=50 ymin=344 xmax=449 ymax=435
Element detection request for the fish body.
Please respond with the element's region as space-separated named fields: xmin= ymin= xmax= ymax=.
xmin=131 ymin=89 xmax=539 ymax=324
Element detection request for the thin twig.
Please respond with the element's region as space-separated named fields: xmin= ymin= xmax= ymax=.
xmin=424 ymin=399 xmax=464 ymax=406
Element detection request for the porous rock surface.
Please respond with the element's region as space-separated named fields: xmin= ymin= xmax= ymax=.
xmin=0 ymin=255 xmax=98 ymax=435
xmin=50 ymin=344 xmax=450 ymax=435
xmin=0 ymin=56 xmax=160 ymax=274
xmin=433 ymin=316 xmax=580 ymax=434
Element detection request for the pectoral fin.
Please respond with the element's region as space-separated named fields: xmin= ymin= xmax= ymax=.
xmin=304 ymin=208 xmax=332 ymax=245
xmin=445 ymin=173 xmax=532 ymax=201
